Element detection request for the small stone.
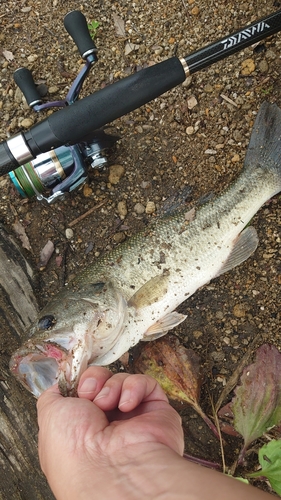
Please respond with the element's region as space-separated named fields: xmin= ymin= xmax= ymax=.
xmin=113 ymin=232 xmax=126 ymax=243
xmin=117 ymin=200 xmax=128 ymax=218
xmin=187 ymin=95 xmax=198 ymax=109
xmin=145 ymin=201 xmax=156 ymax=214
xmin=182 ymin=76 xmax=192 ymax=88
xmin=20 ymin=118 xmax=34 ymax=128
xmin=134 ymin=202 xmax=145 ymax=214
xmin=21 ymin=6 xmax=32 ymax=12
xmin=154 ymin=46 xmax=164 ymax=55
xmin=203 ymin=83 xmax=213 ymax=93
xmin=258 ymin=59 xmax=269 ymax=73
xmin=65 ymin=228 xmax=74 ymax=240
xmin=233 ymin=303 xmax=247 ymax=318
xmin=27 ymin=54 xmax=38 ymax=63
xmin=241 ymin=58 xmax=255 ymax=76
xmin=216 ymin=311 xmax=224 ymax=320
xmin=83 ymin=184 xmax=93 ymax=197
xmin=14 ymin=87 xmax=23 ymax=104
xmin=191 ymin=6 xmax=200 ymax=15
xmin=48 ymin=86 xmax=59 ymax=94
xmin=193 ymin=330 xmax=203 ymax=339
xmin=109 ymin=164 xmax=125 ymax=184
xmin=186 ymin=125 xmax=195 ymax=135
xmin=231 ymin=154 xmax=240 ymax=163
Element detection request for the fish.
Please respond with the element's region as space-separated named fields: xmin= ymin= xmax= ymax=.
xmin=10 ymin=101 xmax=281 ymax=398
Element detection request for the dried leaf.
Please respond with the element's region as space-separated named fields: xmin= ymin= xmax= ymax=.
xmin=12 ymin=220 xmax=32 ymax=251
xmin=133 ymin=335 xmax=219 ymax=438
xmin=112 ymin=13 xmax=126 ymax=37
xmin=39 ymin=240 xmax=54 ymax=270
xmin=248 ymin=439 xmax=281 ymax=495
xmin=134 ymin=335 xmax=202 ymax=406
xmin=124 ymin=42 xmax=139 ymax=55
xmin=232 ymin=344 xmax=281 ymax=452
xmin=3 ymin=49 xmax=14 ymax=61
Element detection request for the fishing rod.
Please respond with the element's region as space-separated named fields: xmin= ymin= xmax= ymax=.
xmin=0 ymin=9 xmax=281 ymax=203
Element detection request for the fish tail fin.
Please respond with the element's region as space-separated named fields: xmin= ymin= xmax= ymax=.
xmin=245 ymin=101 xmax=281 ymax=190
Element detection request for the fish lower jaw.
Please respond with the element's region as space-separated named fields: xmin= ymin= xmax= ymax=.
xmin=9 ymin=341 xmax=87 ymax=398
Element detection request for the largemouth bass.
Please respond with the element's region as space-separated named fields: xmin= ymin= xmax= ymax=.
xmin=10 ymin=102 xmax=281 ymax=397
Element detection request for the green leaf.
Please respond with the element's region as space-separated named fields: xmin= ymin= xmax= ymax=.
xmin=87 ymin=20 xmax=100 ymax=39
xmin=248 ymin=440 xmax=281 ymax=495
xmin=232 ymin=344 xmax=281 ymax=450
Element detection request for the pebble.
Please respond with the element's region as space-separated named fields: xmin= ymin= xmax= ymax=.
xmin=27 ymin=54 xmax=38 ymax=63
xmin=231 ymin=154 xmax=240 ymax=163
xmin=191 ymin=6 xmax=200 ymax=15
xmin=134 ymin=202 xmax=145 ymax=214
xmin=83 ymin=184 xmax=93 ymax=197
xmin=192 ymin=330 xmax=203 ymax=339
xmin=14 ymin=87 xmax=23 ymax=104
xmin=240 ymin=58 xmax=255 ymax=76
xmin=109 ymin=164 xmax=125 ymax=184
xmin=203 ymin=83 xmax=213 ymax=93
xmin=117 ymin=200 xmax=128 ymax=218
xmin=233 ymin=303 xmax=247 ymax=318
xmin=187 ymin=95 xmax=198 ymax=110
xmin=182 ymin=76 xmax=192 ymax=88
xmin=48 ymin=86 xmax=59 ymax=94
xmin=65 ymin=228 xmax=74 ymax=240
xmin=258 ymin=59 xmax=269 ymax=73
xmin=145 ymin=200 xmax=156 ymax=214
xmin=113 ymin=232 xmax=126 ymax=243
xmin=186 ymin=125 xmax=195 ymax=135
xmin=20 ymin=118 xmax=34 ymax=128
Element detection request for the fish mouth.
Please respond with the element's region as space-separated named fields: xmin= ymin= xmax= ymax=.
xmin=9 ymin=341 xmax=85 ymax=398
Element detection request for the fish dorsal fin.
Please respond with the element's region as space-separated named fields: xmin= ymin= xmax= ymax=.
xmin=215 ymin=226 xmax=259 ymax=278
xmin=128 ymin=273 xmax=170 ymax=309
xmin=142 ymin=311 xmax=187 ymax=341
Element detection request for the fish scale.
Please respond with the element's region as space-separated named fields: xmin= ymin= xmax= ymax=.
xmin=10 ymin=101 xmax=281 ymax=397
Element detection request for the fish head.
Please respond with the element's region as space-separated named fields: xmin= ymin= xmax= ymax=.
xmin=10 ymin=282 xmax=127 ymax=397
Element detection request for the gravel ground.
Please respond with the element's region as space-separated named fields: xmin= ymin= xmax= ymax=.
xmin=1 ymin=0 xmax=281 ymax=493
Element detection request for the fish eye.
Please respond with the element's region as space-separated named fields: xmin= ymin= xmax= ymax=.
xmin=38 ymin=315 xmax=56 ymax=330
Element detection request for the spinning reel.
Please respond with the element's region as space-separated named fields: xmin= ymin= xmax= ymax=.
xmin=9 ymin=11 xmax=118 ymax=204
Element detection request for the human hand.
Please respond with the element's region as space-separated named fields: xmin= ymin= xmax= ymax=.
xmin=37 ymin=366 xmax=184 ymax=500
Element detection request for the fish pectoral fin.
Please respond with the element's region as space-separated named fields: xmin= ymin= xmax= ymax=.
xmin=142 ymin=311 xmax=187 ymax=341
xmin=215 ymin=226 xmax=259 ymax=278
xmin=128 ymin=273 xmax=170 ymax=309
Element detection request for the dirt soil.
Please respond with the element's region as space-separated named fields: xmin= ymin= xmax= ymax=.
xmin=0 ymin=0 xmax=281 ymax=497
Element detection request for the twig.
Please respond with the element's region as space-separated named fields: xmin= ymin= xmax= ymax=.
xmin=220 ymin=93 xmax=238 ymax=107
xmin=68 ymin=201 xmax=106 ymax=227
xmin=211 ymin=397 xmax=226 ymax=474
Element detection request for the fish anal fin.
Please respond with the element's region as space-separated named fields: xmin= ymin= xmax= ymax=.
xmin=128 ymin=273 xmax=169 ymax=309
xmin=216 ymin=226 xmax=258 ymax=278
xmin=142 ymin=311 xmax=187 ymax=341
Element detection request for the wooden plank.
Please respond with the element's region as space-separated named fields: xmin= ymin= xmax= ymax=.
xmin=0 ymin=224 xmax=55 ymax=500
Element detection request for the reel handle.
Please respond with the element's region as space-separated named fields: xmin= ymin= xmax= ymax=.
xmin=64 ymin=10 xmax=97 ymax=59
xmin=13 ymin=68 xmax=42 ymax=107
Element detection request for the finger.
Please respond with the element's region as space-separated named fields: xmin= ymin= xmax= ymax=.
xmin=77 ymin=365 xmax=113 ymax=400
xmin=92 ymin=372 xmax=130 ymax=410
xmin=92 ymin=373 xmax=168 ymax=413
xmin=118 ymin=374 xmax=168 ymax=412
xmin=37 ymin=382 xmax=64 ymax=428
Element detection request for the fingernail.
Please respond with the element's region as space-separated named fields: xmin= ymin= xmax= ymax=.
xmin=93 ymin=386 xmax=110 ymax=401
xmin=118 ymin=389 xmax=131 ymax=408
xmin=79 ymin=377 xmax=98 ymax=394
